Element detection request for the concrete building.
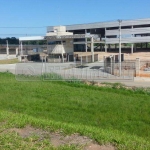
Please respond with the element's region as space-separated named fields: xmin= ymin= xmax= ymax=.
xmin=46 ymin=26 xmax=73 ymax=61
xmin=17 ymin=18 xmax=150 ymax=62
xmin=47 ymin=18 xmax=150 ymax=54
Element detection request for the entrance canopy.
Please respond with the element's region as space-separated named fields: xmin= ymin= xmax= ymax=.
xmin=19 ymin=36 xmax=45 ymax=41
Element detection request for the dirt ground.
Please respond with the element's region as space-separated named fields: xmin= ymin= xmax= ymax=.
xmin=74 ymin=51 xmax=150 ymax=61
xmin=6 ymin=126 xmax=116 ymax=150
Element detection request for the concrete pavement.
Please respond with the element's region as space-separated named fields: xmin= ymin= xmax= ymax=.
xmin=0 ymin=62 xmax=149 ymax=88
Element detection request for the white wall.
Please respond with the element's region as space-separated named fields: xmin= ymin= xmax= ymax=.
xmin=47 ymin=39 xmax=73 ymax=54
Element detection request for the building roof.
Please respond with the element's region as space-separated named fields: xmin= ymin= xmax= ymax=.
xmin=47 ymin=18 xmax=150 ymax=32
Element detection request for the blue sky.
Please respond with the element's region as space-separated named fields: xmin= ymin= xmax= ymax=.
xmin=0 ymin=0 xmax=150 ymax=37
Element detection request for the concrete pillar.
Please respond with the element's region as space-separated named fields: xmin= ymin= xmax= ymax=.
xmin=91 ymin=37 xmax=94 ymax=62
xmin=41 ymin=56 xmax=44 ymax=63
xmin=103 ymin=56 xmax=106 ymax=72
xmin=105 ymin=44 xmax=107 ymax=52
xmin=136 ymin=58 xmax=140 ymax=77
xmin=85 ymin=29 xmax=87 ymax=52
xmin=105 ymin=28 xmax=107 ymax=53
xmin=62 ymin=53 xmax=64 ymax=63
xmin=119 ymin=21 xmax=122 ymax=77
xmin=81 ymin=56 xmax=82 ymax=65
xmin=131 ymin=44 xmax=134 ymax=54
xmin=16 ymin=48 xmax=18 ymax=56
xmin=6 ymin=40 xmax=9 ymax=58
xmin=131 ymin=26 xmax=134 ymax=54
xmin=74 ymin=57 xmax=76 ymax=64
xmin=20 ymin=41 xmax=23 ymax=55
xmin=44 ymin=56 xmax=47 ymax=62
xmin=110 ymin=57 xmax=113 ymax=75
xmin=6 ymin=47 xmax=9 ymax=57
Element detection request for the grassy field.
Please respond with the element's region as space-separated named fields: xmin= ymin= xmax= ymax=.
xmin=0 ymin=58 xmax=18 ymax=64
xmin=0 ymin=72 xmax=150 ymax=149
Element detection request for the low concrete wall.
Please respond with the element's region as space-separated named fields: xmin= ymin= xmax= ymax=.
xmin=75 ymin=54 xmax=99 ymax=63
xmin=47 ymin=58 xmax=62 ymax=63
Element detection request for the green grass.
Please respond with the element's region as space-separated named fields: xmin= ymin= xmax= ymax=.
xmin=0 ymin=72 xmax=150 ymax=149
xmin=0 ymin=131 xmax=79 ymax=150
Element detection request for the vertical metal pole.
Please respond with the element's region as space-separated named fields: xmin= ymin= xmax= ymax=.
xmin=118 ymin=20 xmax=122 ymax=76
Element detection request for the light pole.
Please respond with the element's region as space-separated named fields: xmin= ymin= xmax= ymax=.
xmin=118 ymin=19 xmax=122 ymax=76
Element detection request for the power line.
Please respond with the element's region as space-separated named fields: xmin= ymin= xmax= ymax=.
xmin=0 ymin=26 xmax=47 ymax=28
xmin=0 ymin=33 xmax=45 ymax=36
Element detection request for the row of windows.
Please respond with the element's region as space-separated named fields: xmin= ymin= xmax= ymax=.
xmin=48 ymin=41 xmax=66 ymax=45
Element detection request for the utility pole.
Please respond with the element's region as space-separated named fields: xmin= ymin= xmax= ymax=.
xmin=6 ymin=40 xmax=9 ymax=58
xmin=118 ymin=19 xmax=122 ymax=76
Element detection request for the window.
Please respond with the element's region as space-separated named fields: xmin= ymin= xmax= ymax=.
xmin=48 ymin=41 xmax=66 ymax=45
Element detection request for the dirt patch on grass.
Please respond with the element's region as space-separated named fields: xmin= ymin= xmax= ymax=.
xmin=82 ymin=80 xmax=150 ymax=91
xmin=7 ymin=126 xmax=116 ymax=150
xmin=9 ymin=125 xmax=47 ymax=138
xmin=0 ymin=121 xmax=7 ymax=127
xmin=84 ymin=144 xmax=116 ymax=150
xmin=50 ymin=132 xmax=93 ymax=147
